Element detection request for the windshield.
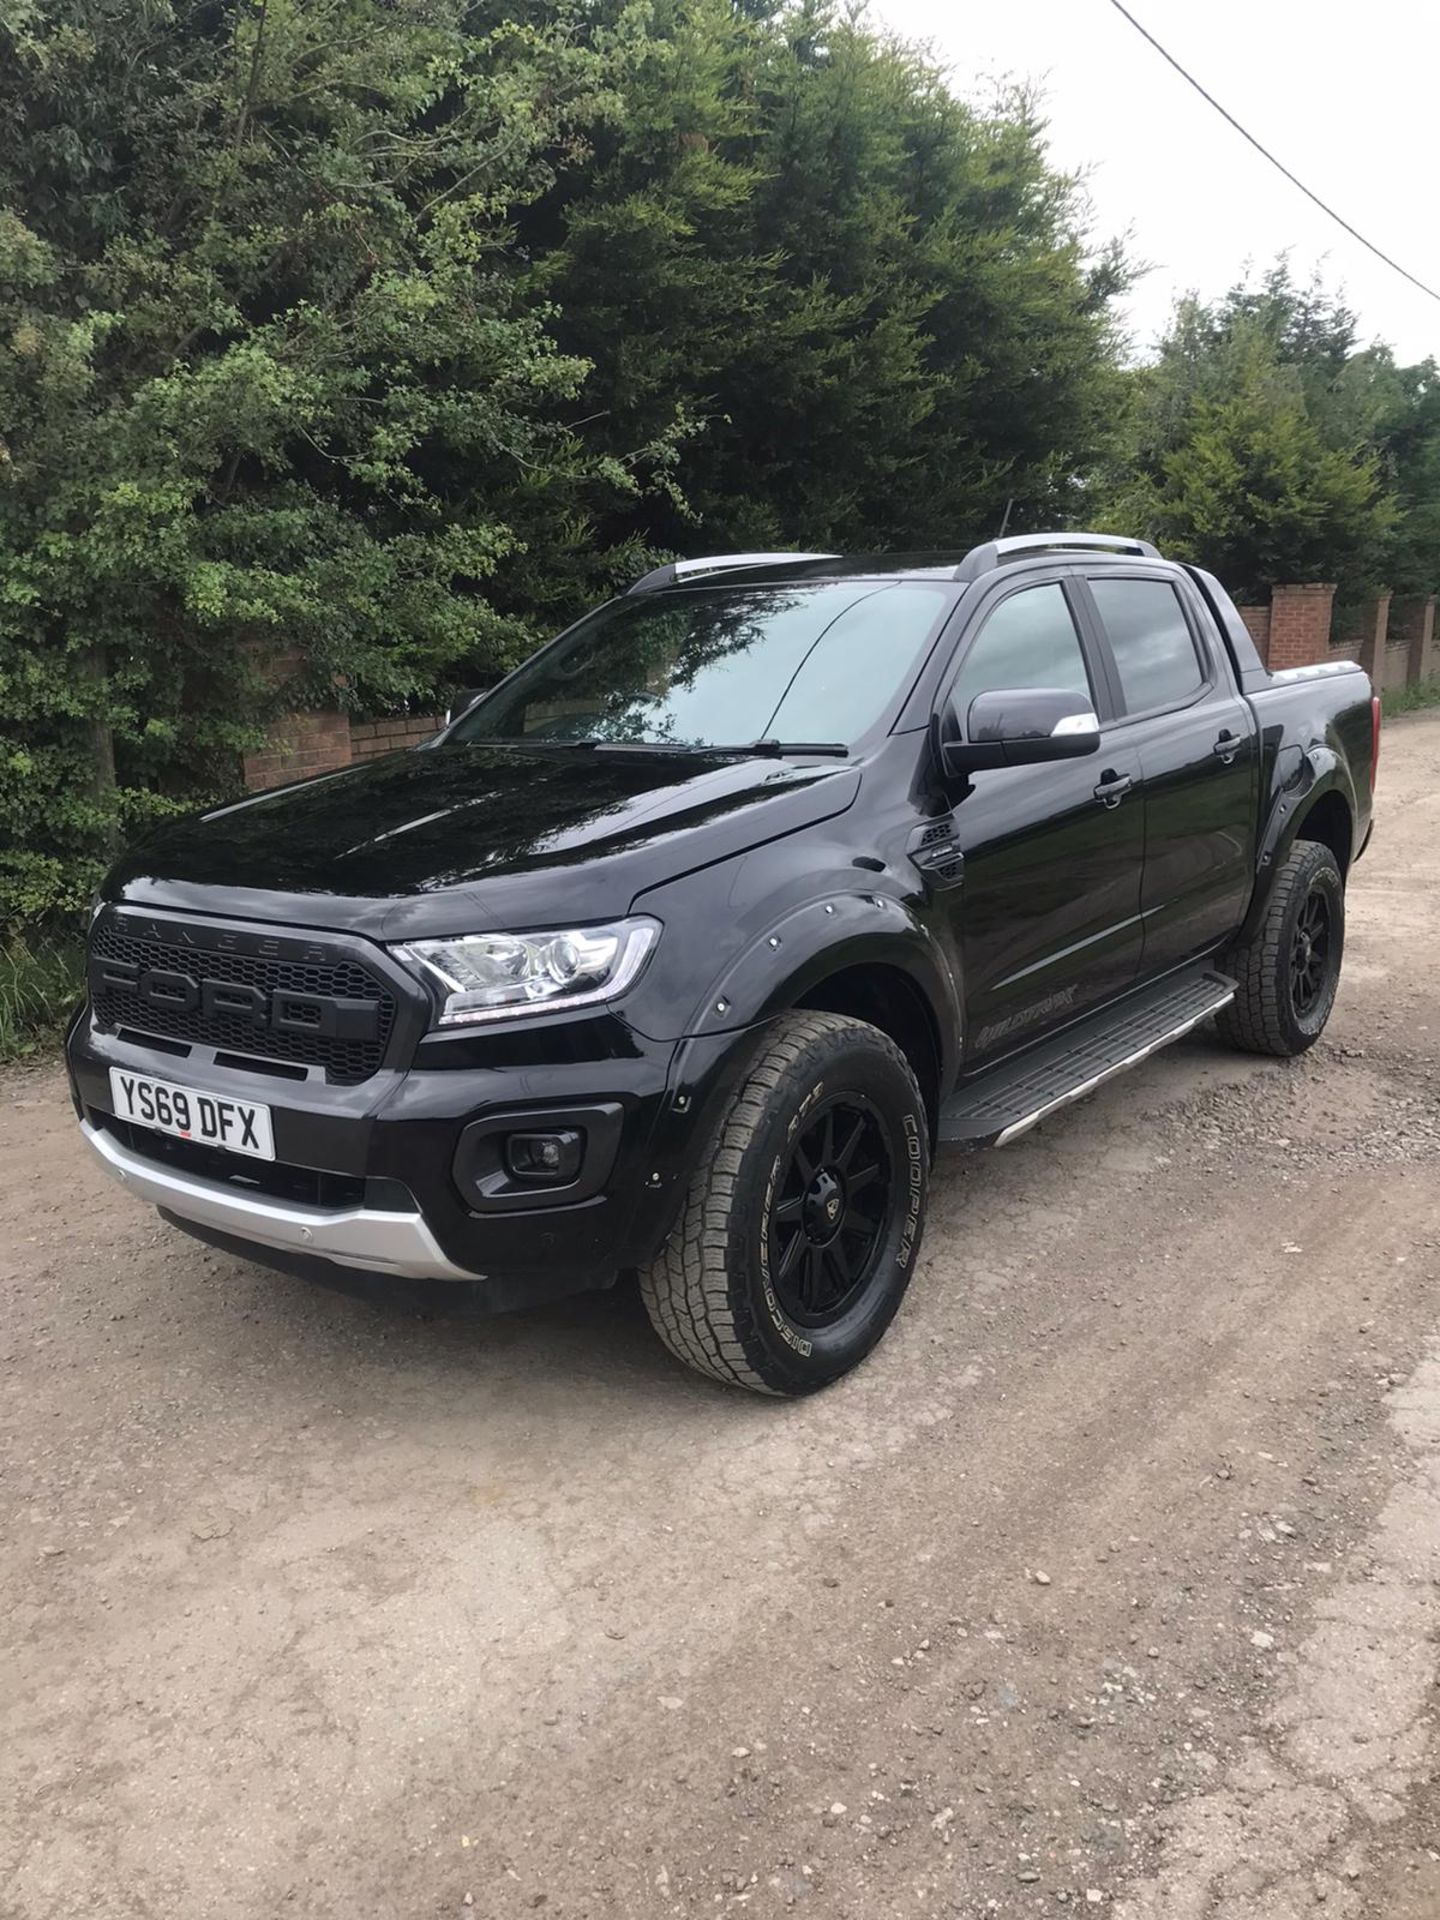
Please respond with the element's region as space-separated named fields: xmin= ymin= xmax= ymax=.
xmin=447 ymin=581 xmax=953 ymax=752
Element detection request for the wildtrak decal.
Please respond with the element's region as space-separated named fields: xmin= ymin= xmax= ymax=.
xmin=973 ymin=985 xmax=1077 ymax=1053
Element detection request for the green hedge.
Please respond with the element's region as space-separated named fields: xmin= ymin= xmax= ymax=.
xmin=1 ymin=0 xmax=1131 ymax=938
xmin=0 ymin=931 xmax=82 ymax=1063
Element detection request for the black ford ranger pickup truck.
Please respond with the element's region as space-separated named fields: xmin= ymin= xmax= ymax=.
xmin=66 ymin=534 xmax=1380 ymax=1396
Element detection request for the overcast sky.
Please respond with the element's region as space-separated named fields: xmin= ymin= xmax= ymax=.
xmin=872 ymin=0 xmax=1439 ymax=366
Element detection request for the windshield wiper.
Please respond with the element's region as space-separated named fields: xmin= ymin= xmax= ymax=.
xmin=586 ymin=740 xmax=708 ymax=755
xmin=505 ymin=739 xmax=711 ymax=755
xmin=467 ymin=737 xmax=600 ymax=751
xmin=733 ymin=739 xmax=849 ymax=758
xmin=589 ymin=739 xmax=851 ymax=759
xmin=483 ymin=739 xmax=702 ymax=755
xmin=486 ymin=737 xmax=850 ymax=758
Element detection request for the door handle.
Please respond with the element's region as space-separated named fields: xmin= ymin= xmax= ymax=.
xmin=1212 ymin=730 xmax=1241 ymax=763
xmin=1093 ymin=770 xmax=1133 ymax=808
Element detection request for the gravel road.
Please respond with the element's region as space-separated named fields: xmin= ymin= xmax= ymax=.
xmin=5 ymin=712 xmax=1440 ymax=1920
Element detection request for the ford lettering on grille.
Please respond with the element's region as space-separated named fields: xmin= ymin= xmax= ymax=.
xmin=90 ymin=957 xmax=381 ymax=1042
xmin=89 ymin=914 xmax=397 ymax=1083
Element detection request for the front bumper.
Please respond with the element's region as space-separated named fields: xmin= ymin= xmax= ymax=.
xmin=67 ymin=1004 xmax=764 ymax=1308
xmin=80 ymin=1118 xmax=474 ymax=1279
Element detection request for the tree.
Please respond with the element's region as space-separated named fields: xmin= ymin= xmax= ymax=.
xmin=510 ymin=0 xmax=1131 ymax=556
xmin=1334 ymin=349 xmax=1440 ymax=598
xmin=0 ymin=0 xmax=1131 ymax=934
xmin=0 ymin=0 xmax=658 ymax=925
xmin=1110 ymin=264 xmax=1402 ymax=598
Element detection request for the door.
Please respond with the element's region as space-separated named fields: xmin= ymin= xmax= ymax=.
xmin=940 ymin=577 xmax=1146 ymax=1068
xmin=1080 ymin=572 xmax=1260 ymax=975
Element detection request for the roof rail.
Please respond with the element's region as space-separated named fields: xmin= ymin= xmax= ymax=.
xmin=953 ymin=532 xmax=1161 ymax=583
xmin=627 ymin=552 xmax=840 ymax=595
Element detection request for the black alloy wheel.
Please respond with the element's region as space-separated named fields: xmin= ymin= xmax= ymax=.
xmin=1215 ymin=838 xmax=1345 ymax=1058
xmin=639 ymin=1011 xmax=929 ymax=1395
xmin=1289 ymin=885 xmax=1332 ymax=1019
xmin=765 ymin=1097 xmax=892 ymax=1325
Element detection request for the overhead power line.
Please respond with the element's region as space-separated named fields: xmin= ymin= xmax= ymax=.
xmin=1104 ymin=0 xmax=1440 ymax=308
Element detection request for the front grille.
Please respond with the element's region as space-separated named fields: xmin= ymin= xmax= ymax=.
xmin=98 ymin=1112 xmax=370 ymax=1210
xmin=90 ymin=918 xmax=397 ymax=1085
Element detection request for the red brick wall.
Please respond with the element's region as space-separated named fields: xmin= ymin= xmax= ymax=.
xmin=350 ymin=714 xmax=444 ymax=762
xmin=1205 ymin=583 xmax=1430 ymax=686
xmin=1391 ymin=595 xmax=1436 ymax=687
xmin=1236 ymin=604 xmax=1271 ymax=663
xmin=242 ymin=710 xmax=353 ymax=793
xmin=1266 ymin=583 xmax=1336 ymax=671
xmin=240 ymin=709 xmax=445 ymax=791
xmin=1349 ymin=591 xmax=1392 ymax=688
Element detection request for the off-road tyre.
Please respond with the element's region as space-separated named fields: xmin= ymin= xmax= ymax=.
xmin=639 ymin=1011 xmax=928 ymax=1396
xmin=1215 ymin=839 xmax=1345 ymax=1057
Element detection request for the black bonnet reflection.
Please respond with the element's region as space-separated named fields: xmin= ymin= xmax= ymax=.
xmin=110 ymin=742 xmax=838 ymax=898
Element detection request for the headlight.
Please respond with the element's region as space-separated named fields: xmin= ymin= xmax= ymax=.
xmin=393 ymin=918 xmax=659 ymax=1027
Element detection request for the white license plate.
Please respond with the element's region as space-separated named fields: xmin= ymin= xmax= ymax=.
xmin=108 ymin=1068 xmax=275 ymax=1162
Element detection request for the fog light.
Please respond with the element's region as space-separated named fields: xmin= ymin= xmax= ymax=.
xmin=504 ymin=1129 xmax=584 ymax=1184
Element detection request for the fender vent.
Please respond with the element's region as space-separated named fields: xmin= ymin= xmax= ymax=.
xmin=908 ymin=817 xmax=964 ymax=892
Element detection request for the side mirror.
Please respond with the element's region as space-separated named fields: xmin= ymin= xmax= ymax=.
xmin=938 ymin=687 xmax=1101 ymax=777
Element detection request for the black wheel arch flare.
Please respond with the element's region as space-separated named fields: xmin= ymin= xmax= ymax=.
xmin=1239 ymin=745 xmax=1356 ymax=947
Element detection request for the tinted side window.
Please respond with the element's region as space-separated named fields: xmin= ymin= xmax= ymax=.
xmin=951 ymin=584 xmax=1092 ymax=723
xmin=1091 ymin=579 xmax=1205 ymax=714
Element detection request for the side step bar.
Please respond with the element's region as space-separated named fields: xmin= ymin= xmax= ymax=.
xmin=937 ymin=967 xmax=1236 ymax=1149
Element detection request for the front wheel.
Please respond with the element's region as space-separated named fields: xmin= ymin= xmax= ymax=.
xmin=639 ymin=1011 xmax=929 ymax=1395
xmin=1215 ymin=840 xmax=1345 ymax=1057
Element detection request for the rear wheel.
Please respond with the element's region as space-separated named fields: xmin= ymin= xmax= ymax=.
xmin=639 ymin=1011 xmax=928 ymax=1395
xmin=1215 ymin=840 xmax=1345 ymax=1057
